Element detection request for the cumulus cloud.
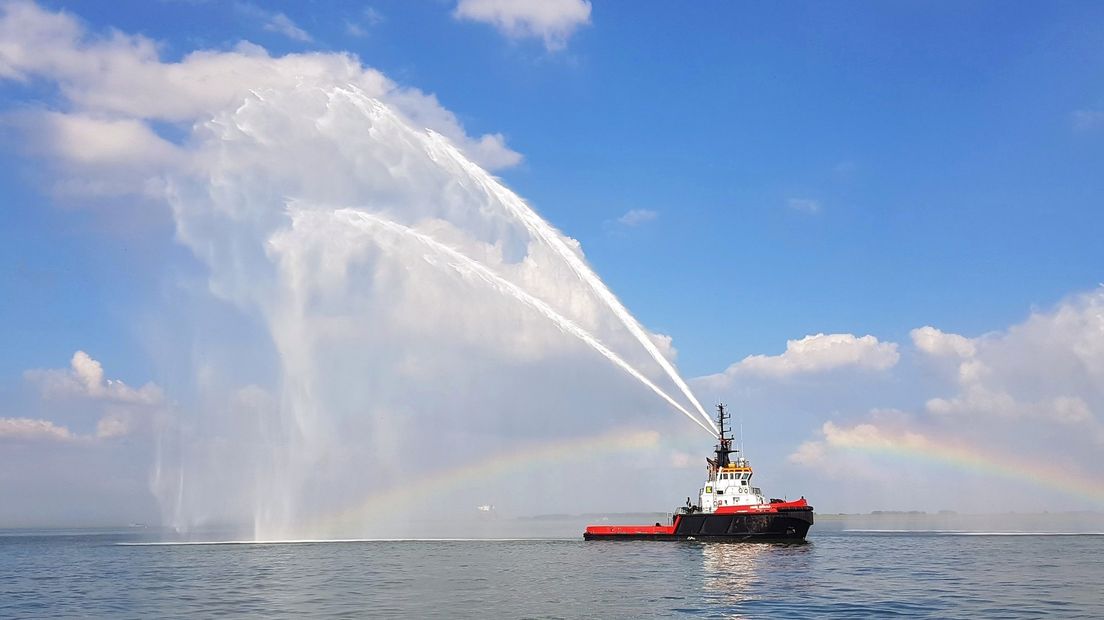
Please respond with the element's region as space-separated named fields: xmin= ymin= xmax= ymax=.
xmin=787 ymin=416 xmax=953 ymax=489
xmin=0 ymin=0 xmax=521 ymax=173
xmin=925 ymin=387 xmax=1094 ymax=424
xmin=808 ymin=418 xmax=927 ymax=454
xmin=790 ymin=416 xmax=930 ymax=469
xmin=914 ymin=291 xmax=1104 ymax=428
xmin=463 ymin=132 xmax=524 ymax=169
xmin=0 ymin=417 xmax=75 ymax=442
xmin=784 ymin=413 xmax=933 ymax=486
xmin=19 ymin=350 xmax=166 ymax=443
xmin=454 ymin=0 xmax=592 ymax=51
xmin=39 ymin=113 xmax=179 ymax=167
xmin=705 ymin=333 xmax=899 ymax=384
xmin=25 ymin=351 xmax=163 ymax=406
xmin=784 ymin=290 xmax=1104 ymax=510
xmin=911 ymin=325 xmax=977 ymax=359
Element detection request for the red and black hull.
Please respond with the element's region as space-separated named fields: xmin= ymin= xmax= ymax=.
xmin=583 ymin=507 xmax=813 ymax=541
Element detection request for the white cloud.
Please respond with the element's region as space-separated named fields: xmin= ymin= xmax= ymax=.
xmin=263 ymin=13 xmax=311 ymax=42
xmin=454 ymin=0 xmax=591 ymax=51
xmin=25 ymin=350 xmax=163 ymax=406
xmin=787 ymin=198 xmax=821 ymax=214
xmin=39 ymin=112 xmax=181 ymax=168
xmin=911 ymin=325 xmax=977 ymax=359
xmin=0 ymin=0 xmax=78 ymax=80
xmin=783 ymin=290 xmax=1104 ymax=510
xmin=926 ymin=388 xmax=1093 ymax=424
xmin=788 ymin=401 xmax=1104 ymax=511
xmin=3 ymin=110 xmax=181 ymax=200
xmin=811 ymin=419 xmax=929 ymax=454
xmin=345 ymin=22 xmax=366 ymax=38
xmin=345 ymin=7 xmax=383 ymax=38
xmin=648 ymin=331 xmax=678 ymax=363
xmin=0 ymin=1 xmax=521 ymax=172
xmin=236 ymin=3 xmax=312 ymax=43
xmin=787 ymin=438 xmax=825 ymax=466
xmin=0 ymin=417 xmax=75 ymax=442
xmin=706 ymin=333 xmax=899 ymax=383
xmin=95 ymin=413 xmax=131 ymax=439
xmin=787 ymin=418 xmax=919 ymax=483
xmin=616 ymin=208 xmax=658 ymax=227
xmin=916 ymin=290 xmax=1104 ymax=427
xmin=466 ymin=132 xmax=524 ymax=169
xmin=9 ymin=350 xmax=165 ymax=443
xmin=383 ymin=89 xmax=524 ymax=171
xmin=911 ymin=325 xmax=987 ymax=384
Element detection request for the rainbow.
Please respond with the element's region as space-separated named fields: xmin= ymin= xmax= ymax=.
xmin=309 ymin=427 xmax=663 ymax=533
xmin=829 ymin=428 xmax=1104 ymax=506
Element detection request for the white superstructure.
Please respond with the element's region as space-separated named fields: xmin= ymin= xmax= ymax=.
xmin=699 ymin=456 xmax=767 ymax=513
xmin=694 ymin=404 xmax=769 ymax=513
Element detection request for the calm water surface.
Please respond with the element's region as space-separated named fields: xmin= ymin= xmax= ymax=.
xmin=2 ymin=528 xmax=1102 ymax=618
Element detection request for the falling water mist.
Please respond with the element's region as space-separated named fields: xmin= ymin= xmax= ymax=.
xmin=153 ymin=84 xmax=712 ymax=540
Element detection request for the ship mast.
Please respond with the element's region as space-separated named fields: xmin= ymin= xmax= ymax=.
xmin=710 ymin=403 xmax=737 ymax=472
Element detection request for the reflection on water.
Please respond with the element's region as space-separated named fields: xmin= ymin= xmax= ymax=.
xmin=699 ymin=542 xmax=813 ymax=614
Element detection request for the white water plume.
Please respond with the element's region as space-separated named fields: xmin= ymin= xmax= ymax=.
xmin=145 ymin=82 xmax=714 ymax=538
xmin=326 ymin=207 xmax=715 ymax=435
xmin=418 ymin=132 xmax=720 ymax=435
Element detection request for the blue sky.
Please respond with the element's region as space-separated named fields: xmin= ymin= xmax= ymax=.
xmin=1 ymin=0 xmax=1103 ymax=527
xmin=5 ymin=1 xmax=1103 ymax=378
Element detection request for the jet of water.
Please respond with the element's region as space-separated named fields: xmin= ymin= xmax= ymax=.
xmin=329 ymin=207 xmax=717 ymax=436
xmin=417 ymin=130 xmax=719 ymax=435
xmin=330 ymin=84 xmax=717 ymax=434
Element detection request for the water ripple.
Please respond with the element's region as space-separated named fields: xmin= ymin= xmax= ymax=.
xmin=0 ymin=530 xmax=1101 ymax=618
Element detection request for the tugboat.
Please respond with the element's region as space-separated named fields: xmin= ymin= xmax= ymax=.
xmin=584 ymin=404 xmax=813 ymax=541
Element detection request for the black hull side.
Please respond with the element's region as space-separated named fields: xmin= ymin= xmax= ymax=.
xmin=583 ymin=509 xmax=813 ymax=541
xmin=675 ymin=509 xmax=812 ymax=540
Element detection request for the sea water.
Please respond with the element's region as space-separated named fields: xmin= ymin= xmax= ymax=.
xmin=2 ymin=524 xmax=1102 ymax=618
